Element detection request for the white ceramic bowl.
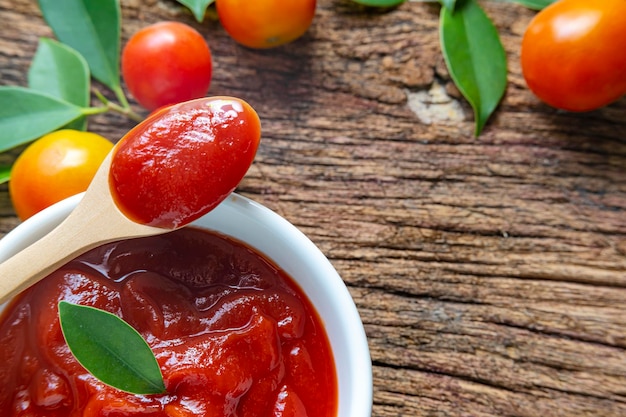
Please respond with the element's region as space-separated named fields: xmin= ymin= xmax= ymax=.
xmin=0 ymin=192 xmax=372 ymax=417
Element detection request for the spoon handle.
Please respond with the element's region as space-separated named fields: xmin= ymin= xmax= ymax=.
xmin=0 ymin=153 xmax=164 ymax=305
xmin=0 ymin=202 xmax=105 ymax=304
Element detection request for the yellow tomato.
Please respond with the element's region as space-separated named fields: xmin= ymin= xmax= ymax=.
xmin=9 ymin=129 xmax=114 ymax=220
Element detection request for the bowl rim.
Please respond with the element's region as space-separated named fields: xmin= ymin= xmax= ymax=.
xmin=0 ymin=192 xmax=373 ymax=417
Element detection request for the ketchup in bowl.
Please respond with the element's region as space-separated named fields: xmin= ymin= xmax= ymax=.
xmin=0 ymin=227 xmax=337 ymax=416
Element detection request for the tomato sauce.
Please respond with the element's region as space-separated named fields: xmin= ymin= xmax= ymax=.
xmin=0 ymin=228 xmax=337 ymax=417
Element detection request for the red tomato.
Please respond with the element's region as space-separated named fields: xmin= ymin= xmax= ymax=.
xmin=521 ymin=0 xmax=626 ymax=112
xmin=121 ymin=22 xmax=213 ymax=111
xmin=110 ymin=97 xmax=261 ymax=229
xmin=216 ymin=0 xmax=316 ymax=49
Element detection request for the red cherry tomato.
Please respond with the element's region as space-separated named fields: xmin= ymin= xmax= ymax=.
xmin=216 ymin=0 xmax=316 ymax=49
xmin=110 ymin=97 xmax=261 ymax=229
xmin=121 ymin=22 xmax=213 ymax=111
xmin=521 ymin=0 xmax=626 ymax=112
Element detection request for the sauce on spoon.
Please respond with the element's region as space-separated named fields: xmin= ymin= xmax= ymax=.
xmin=110 ymin=96 xmax=261 ymax=228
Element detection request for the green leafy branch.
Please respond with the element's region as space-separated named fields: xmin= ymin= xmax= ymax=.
xmin=0 ymin=0 xmax=143 ymax=179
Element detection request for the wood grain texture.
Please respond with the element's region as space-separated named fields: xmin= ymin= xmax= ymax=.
xmin=1 ymin=1 xmax=625 ymax=416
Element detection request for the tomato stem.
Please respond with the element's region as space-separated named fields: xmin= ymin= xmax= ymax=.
xmin=80 ymin=106 xmax=109 ymax=116
xmin=107 ymin=101 xmax=144 ymax=123
xmin=112 ymin=85 xmax=132 ymax=113
xmin=92 ymin=88 xmax=145 ymax=123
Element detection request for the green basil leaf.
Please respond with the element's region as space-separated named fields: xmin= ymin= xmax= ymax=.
xmin=497 ymin=0 xmax=555 ymax=10
xmin=0 ymin=87 xmax=84 ymax=153
xmin=176 ymin=0 xmax=215 ymax=22
xmin=440 ymin=0 xmax=507 ymax=136
xmin=58 ymin=301 xmax=166 ymax=395
xmin=28 ymin=38 xmax=90 ymax=131
xmin=0 ymin=165 xmax=11 ymax=184
xmin=38 ymin=0 xmax=121 ymax=93
xmin=439 ymin=0 xmax=458 ymax=12
xmin=351 ymin=0 xmax=406 ymax=7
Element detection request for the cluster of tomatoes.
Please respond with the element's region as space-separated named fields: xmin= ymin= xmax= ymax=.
xmin=9 ymin=0 xmax=626 ymax=222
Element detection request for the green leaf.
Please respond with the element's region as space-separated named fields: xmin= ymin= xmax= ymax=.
xmin=28 ymin=38 xmax=90 ymax=131
xmin=0 ymin=87 xmax=85 ymax=153
xmin=351 ymin=0 xmax=406 ymax=7
xmin=176 ymin=0 xmax=215 ymax=22
xmin=38 ymin=0 xmax=122 ymax=93
xmin=0 ymin=165 xmax=11 ymax=184
xmin=440 ymin=0 xmax=507 ymax=136
xmin=58 ymin=301 xmax=166 ymax=395
xmin=28 ymin=38 xmax=90 ymax=108
xmin=497 ymin=0 xmax=556 ymax=10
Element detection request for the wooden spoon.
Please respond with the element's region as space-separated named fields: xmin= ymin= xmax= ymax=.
xmin=0 ymin=151 xmax=166 ymax=305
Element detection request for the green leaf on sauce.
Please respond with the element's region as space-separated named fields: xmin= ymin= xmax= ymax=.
xmin=440 ymin=0 xmax=507 ymax=136
xmin=28 ymin=38 xmax=90 ymax=131
xmin=38 ymin=0 xmax=122 ymax=94
xmin=58 ymin=301 xmax=166 ymax=395
xmin=176 ymin=0 xmax=215 ymax=22
xmin=0 ymin=87 xmax=84 ymax=153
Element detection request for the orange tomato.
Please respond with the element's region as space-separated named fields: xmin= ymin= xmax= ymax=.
xmin=216 ymin=0 xmax=316 ymax=49
xmin=521 ymin=0 xmax=626 ymax=111
xmin=9 ymin=129 xmax=113 ymax=220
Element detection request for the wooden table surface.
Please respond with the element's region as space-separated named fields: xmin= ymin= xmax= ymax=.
xmin=2 ymin=1 xmax=626 ymax=416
